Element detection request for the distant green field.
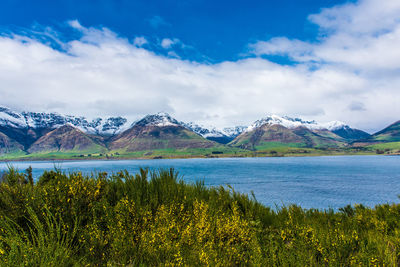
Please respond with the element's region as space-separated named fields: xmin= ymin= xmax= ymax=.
xmin=0 ymin=151 xmax=27 ymax=160
xmin=254 ymin=142 xmax=306 ymax=151
xmin=111 ymin=146 xmax=251 ymax=158
xmin=367 ymin=142 xmax=400 ymax=151
xmin=0 ymin=146 xmax=251 ymax=161
xmin=0 ymin=142 xmax=395 ymax=161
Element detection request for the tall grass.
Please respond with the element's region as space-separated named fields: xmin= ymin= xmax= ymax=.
xmin=0 ymin=166 xmax=399 ymax=266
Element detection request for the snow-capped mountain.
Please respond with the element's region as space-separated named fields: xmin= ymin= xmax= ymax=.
xmin=222 ymin=126 xmax=247 ymax=138
xmin=245 ymin=115 xmax=348 ymax=132
xmin=132 ymin=112 xmax=180 ymax=127
xmin=181 ymin=123 xmax=247 ymax=139
xmin=110 ymin=112 xmax=217 ymax=151
xmin=242 ymin=115 xmax=371 ymax=141
xmin=0 ymin=106 xmax=369 ymax=147
xmin=0 ymin=106 xmax=128 ymax=135
xmin=180 ymin=123 xmax=247 ymax=144
xmin=180 ymin=122 xmax=226 ymax=138
xmin=0 ymin=106 xmax=27 ymax=128
xmin=133 ymin=113 xmax=354 ymax=142
xmin=134 ymin=114 xmax=240 ymax=142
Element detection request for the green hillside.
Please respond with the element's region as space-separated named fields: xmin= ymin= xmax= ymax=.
xmin=370 ymin=121 xmax=400 ymax=142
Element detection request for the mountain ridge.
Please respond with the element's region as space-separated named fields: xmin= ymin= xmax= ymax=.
xmin=1 ymin=106 xmax=397 ymax=159
xmin=0 ymin=106 xmax=369 ymax=140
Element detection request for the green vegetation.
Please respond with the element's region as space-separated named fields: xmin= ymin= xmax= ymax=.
xmin=370 ymin=121 xmax=400 ymax=142
xmin=0 ymin=142 xmax=383 ymax=161
xmin=0 ymin=146 xmax=252 ymax=160
xmin=253 ymin=141 xmax=306 ymax=151
xmin=1 ymin=167 xmax=400 ymax=266
xmin=367 ymin=142 xmax=400 ymax=153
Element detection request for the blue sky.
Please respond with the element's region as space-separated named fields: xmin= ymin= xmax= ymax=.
xmin=0 ymin=0 xmax=350 ymax=62
xmin=0 ymin=0 xmax=399 ymax=133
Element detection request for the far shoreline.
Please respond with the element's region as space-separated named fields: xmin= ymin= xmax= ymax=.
xmin=0 ymin=151 xmax=390 ymax=163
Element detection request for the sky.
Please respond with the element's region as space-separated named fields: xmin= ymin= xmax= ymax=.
xmin=0 ymin=0 xmax=399 ymax=133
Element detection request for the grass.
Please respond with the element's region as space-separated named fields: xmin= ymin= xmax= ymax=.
xmin=254 ymin=141 xmax=307 ymax=151
xmin=0 ymin=143 xmax=390 ymax=161
xmin=0 ymin=167 xmax=400 ymax=266
xmin=0 ymin=146 xmax=252 ymax=161
xmin=367 ymin=141 xmax=400 ymax=151
xmin=0 ymin=151 xmax=27 ymax=160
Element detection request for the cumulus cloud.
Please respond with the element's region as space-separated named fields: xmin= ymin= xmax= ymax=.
xmin=0 ymin=0 xmax=399 ymax=133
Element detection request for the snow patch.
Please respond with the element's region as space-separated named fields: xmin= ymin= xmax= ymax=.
xmin=133 ymin=112 xmax=180 ymax=127
xmin=246 ymin=115 xmax=349 ymax=132
xmin=0 ymin=106 xmax=128 ymax=135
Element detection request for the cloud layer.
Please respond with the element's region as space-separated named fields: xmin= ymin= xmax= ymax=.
xmin=0 ymin=0 xmax=399 ymax=133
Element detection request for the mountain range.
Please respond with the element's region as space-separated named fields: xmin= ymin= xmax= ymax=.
xmin=0 ymin=106 xmax=398 ymax=159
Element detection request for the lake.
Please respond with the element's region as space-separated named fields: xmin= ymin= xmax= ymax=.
xmin=1 ymin=155 xmax=399 ymax=210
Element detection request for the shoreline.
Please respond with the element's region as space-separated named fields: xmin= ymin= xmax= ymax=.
xmin=0 ymin=151 xmax=386 ymax=163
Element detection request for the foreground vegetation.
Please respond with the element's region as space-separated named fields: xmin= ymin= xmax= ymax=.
xmin=0 ymin=168 xmax=399 ymax=266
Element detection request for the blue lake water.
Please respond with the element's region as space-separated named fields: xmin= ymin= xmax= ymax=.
xmin=1 ymin=155 xmax=400 ymax=210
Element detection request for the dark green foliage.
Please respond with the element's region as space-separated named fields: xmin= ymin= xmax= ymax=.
xmin=25 ymin=166 xmax=33 ymax=186
xmin=0 ymin=167 xmax=399 ymax=266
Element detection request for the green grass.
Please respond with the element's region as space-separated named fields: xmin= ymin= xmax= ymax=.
xmin=0 ymin=151 xmax=27 ymax=159
xmin=0 ymin=167 xmax=400 ymax=266
xmin=367 ymin=141 xmax=400 ymax=151
xmin=254 ymin=141 xmax=307 ymax=151
xmin=108 ymin=146 xmax=250 ymax=158
xmin=0 ymin=141 xmax=396 ymax=161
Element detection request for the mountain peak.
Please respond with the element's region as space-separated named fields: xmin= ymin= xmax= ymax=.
xmin=246 ymin=115 xmax=349 ymax=132
xmin=133 ymin=112 xmax=180 ymax=127
xmin=0 ymin=106 xmax=129 ymax=135
xmin=0 ymin=106 xmax=26 ymax=127
xmin=320 ymin=121 xmax=347 ymax=131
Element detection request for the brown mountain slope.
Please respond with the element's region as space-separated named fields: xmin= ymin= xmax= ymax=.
xmin=0 ymin=132 xmax=24 ymax=154
xmin=28 ymin=125 xmax=106 ymax=153
xmin=230 ymin=124 xmax=345 ymax=150
xmin=110 ymin=124 xmax=217 ymax=152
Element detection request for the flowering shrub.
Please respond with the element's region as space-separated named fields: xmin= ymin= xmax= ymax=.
xmin=0 ymin=167 xmax=399 ymax=266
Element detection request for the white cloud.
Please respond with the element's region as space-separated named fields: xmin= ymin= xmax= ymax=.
xmin=133 ymin=36 xmax=148 ymax=47
xmin=250 ymin=37 xmax=315 ymax=62
xmin=67 ymin=19 xmax=84 ymax=30
xmin=160 ymin=38 xmax=180 ymax=49
xmin=0 ymin=0 xmax=400 ymax=133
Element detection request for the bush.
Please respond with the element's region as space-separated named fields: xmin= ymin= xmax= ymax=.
xmin=0 ymin=167 xmax=399 ymax=266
